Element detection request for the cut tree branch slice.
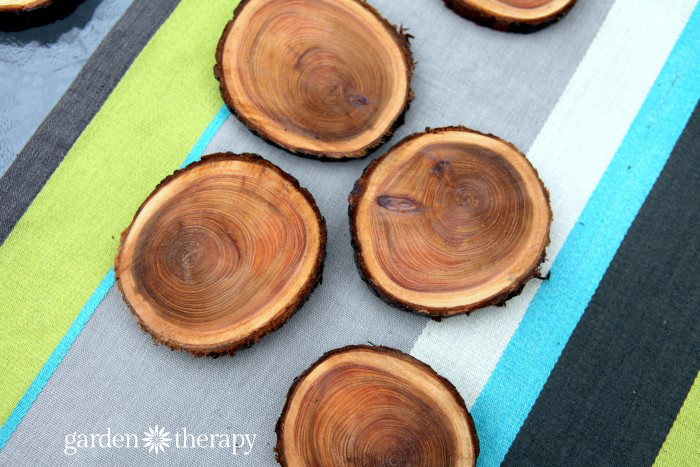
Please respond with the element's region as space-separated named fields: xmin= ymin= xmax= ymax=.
xmin=276 ymin=345 xmax=479 ymax=466
xmin=444 ymin=0 xmax=578 ymax=33
xmin=350 ymin=126 xmax=551 ymax=317
xmin=0 ymin=0 xmax=85 ymax=31
xmin=215 ymin=0 xmax=414 ymax=160
xmin=115 ymin=153 xmax=326 ymax=357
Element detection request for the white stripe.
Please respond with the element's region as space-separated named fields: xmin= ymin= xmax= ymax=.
xmin=410 ymin=0 xmax=698 ymax=408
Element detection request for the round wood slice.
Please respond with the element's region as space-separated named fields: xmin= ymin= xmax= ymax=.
xmin=350 ymin=126 xmax=551 ymax=317
xmin=115 ymin=153 xmax=326 ymax=357
xmin=444 ymin=0 xmax=578 ymax=33
xmin=214 ymin=0 xmax=414 ymax=160
xmin=276 ymin=345 xmax=479 ymax=466
xmin=0 ymin=0 xmax=84 ymax=31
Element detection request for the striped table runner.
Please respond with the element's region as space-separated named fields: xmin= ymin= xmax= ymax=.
xmin=0 ymin=0 xmax=698 ymax=464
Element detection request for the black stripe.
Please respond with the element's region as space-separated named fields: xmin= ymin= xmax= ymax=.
xmin=503 ymin=103 xmax=700 ymax=466
xmin=0 ymin=0 xmax=181 ymax=246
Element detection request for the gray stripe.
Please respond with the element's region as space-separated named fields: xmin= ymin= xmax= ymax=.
xmin=0 ymin=0 xmax=181 ymax=247
xmin=0 ymin=0 xmax=614 ymax=464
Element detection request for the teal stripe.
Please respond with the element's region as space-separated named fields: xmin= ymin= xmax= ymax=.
xmin=0 ymin=270 xmax=115 ymax=450
xmin=471 ymin=6 xmax=700 ymax=467
xmin=180 ymin=105 xmax=231 ymax=167
xmin=0 ymin=104 xmax=229 ymax=451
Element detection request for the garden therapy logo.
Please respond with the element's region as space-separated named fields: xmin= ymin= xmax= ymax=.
xmin=64 ymin=426 xmax=256 ymax=456
xmin=142 ymin=425 xmax=171 ymax=454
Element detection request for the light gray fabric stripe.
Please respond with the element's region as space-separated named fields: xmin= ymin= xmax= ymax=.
xmin=0 ymin=0 xmax=614 ymax=463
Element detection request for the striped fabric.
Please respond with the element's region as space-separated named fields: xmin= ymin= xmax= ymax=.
xmin=0 ymin=0 xmax=698 ymax=464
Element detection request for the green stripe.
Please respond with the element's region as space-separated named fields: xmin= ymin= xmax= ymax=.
xmin=654 ymin=371 xmax=700 ymax=466
xmin=0 ymin=0 xmax=238 ymax=424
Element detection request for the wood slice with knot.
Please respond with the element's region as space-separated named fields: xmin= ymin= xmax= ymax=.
xmin=0 ymin=0 xmax=85 ymax=31
xmin=350 ymin=127 xmax=551 ymax=317
xmin=115 ymin=153 xmax=326 ymax=357
xmin=215 ymin=0 xmax=414 ymax=160
xmin=276 ymin=345 xmax=479 ymax=466
xmin=444 ymin=0 xmax=578 ymax=33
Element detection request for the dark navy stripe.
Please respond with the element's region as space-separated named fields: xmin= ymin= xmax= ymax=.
xmin=503 ymin=101 xmax=700 ymax=466
xmin=469 ymin=5 xmax=700 ymax=464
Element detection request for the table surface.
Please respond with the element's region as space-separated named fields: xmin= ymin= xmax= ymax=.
xmin=0 ymin=0 xmax=133 ymax=177
xmin=0 ymin=0 xmax=698 ymax=466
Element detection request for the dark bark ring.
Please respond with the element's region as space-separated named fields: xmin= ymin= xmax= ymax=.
xmin=215 ymin=0 xmax=414 ymax=160
xmin=0 ymin=0 xmax=85 ymax=31
xmin=444 ymin=0 xmax=578 ymax=33
xmin=276 ymin=345 xmax=479 ymax=466
xmin=350 ymin=126 xmax=551 ymax=317
xmin=115 ymin=153 xmax=326 ymax=357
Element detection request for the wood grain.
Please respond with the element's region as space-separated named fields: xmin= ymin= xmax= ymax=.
xmin=350 ymin=127 xmax=551 ymax=317
xmin=215 ymin=0 xmax=414 ymax=160
xmin=444 ymin=0 xmax=578 ymax=33
xmin=276 ymin=345 xmax=479 ymax=466
xmin=116 ymin=153 xmax=326 ymax=357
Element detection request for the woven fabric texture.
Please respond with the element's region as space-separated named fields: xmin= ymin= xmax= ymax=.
xmin=0 ymin=0 xmax=698 ymax=465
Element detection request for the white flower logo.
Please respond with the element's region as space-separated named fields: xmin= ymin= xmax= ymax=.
xmin=142 ymin=425 xmax=171 ymax=454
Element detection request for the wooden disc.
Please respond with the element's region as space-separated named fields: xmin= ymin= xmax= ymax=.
xmin=350 ymin=127 xmax=551 ymax=317
xmin=276 ymin=345 xmax=479 ymax=466
xmin=0 ymin=0 xmax=49 ymax=11
xmin=115 ymin=153 xmax=326 ymax=356
xmin=444 ymin=0 xmax=578 ymax=33
xmin=215 ymin=0 xmax=414 ymax=160
xmin=0 ymin=0 xmax=84 ymax=31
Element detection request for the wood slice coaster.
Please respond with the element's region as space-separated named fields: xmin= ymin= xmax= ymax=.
xmin=350 ymin=127 xmax=551 ymax=317
xmin=0 ymin=0 xmax=84 ymax=31
xmin=444 ymin=0 xmax=578 ymax=33
xmin=276 ymin=345 xmax=479 ymax=466
xmin=215 ymin=0 xmax=414 ymax=160
xmin=115 ymin=153 xmax=326 ymax=357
